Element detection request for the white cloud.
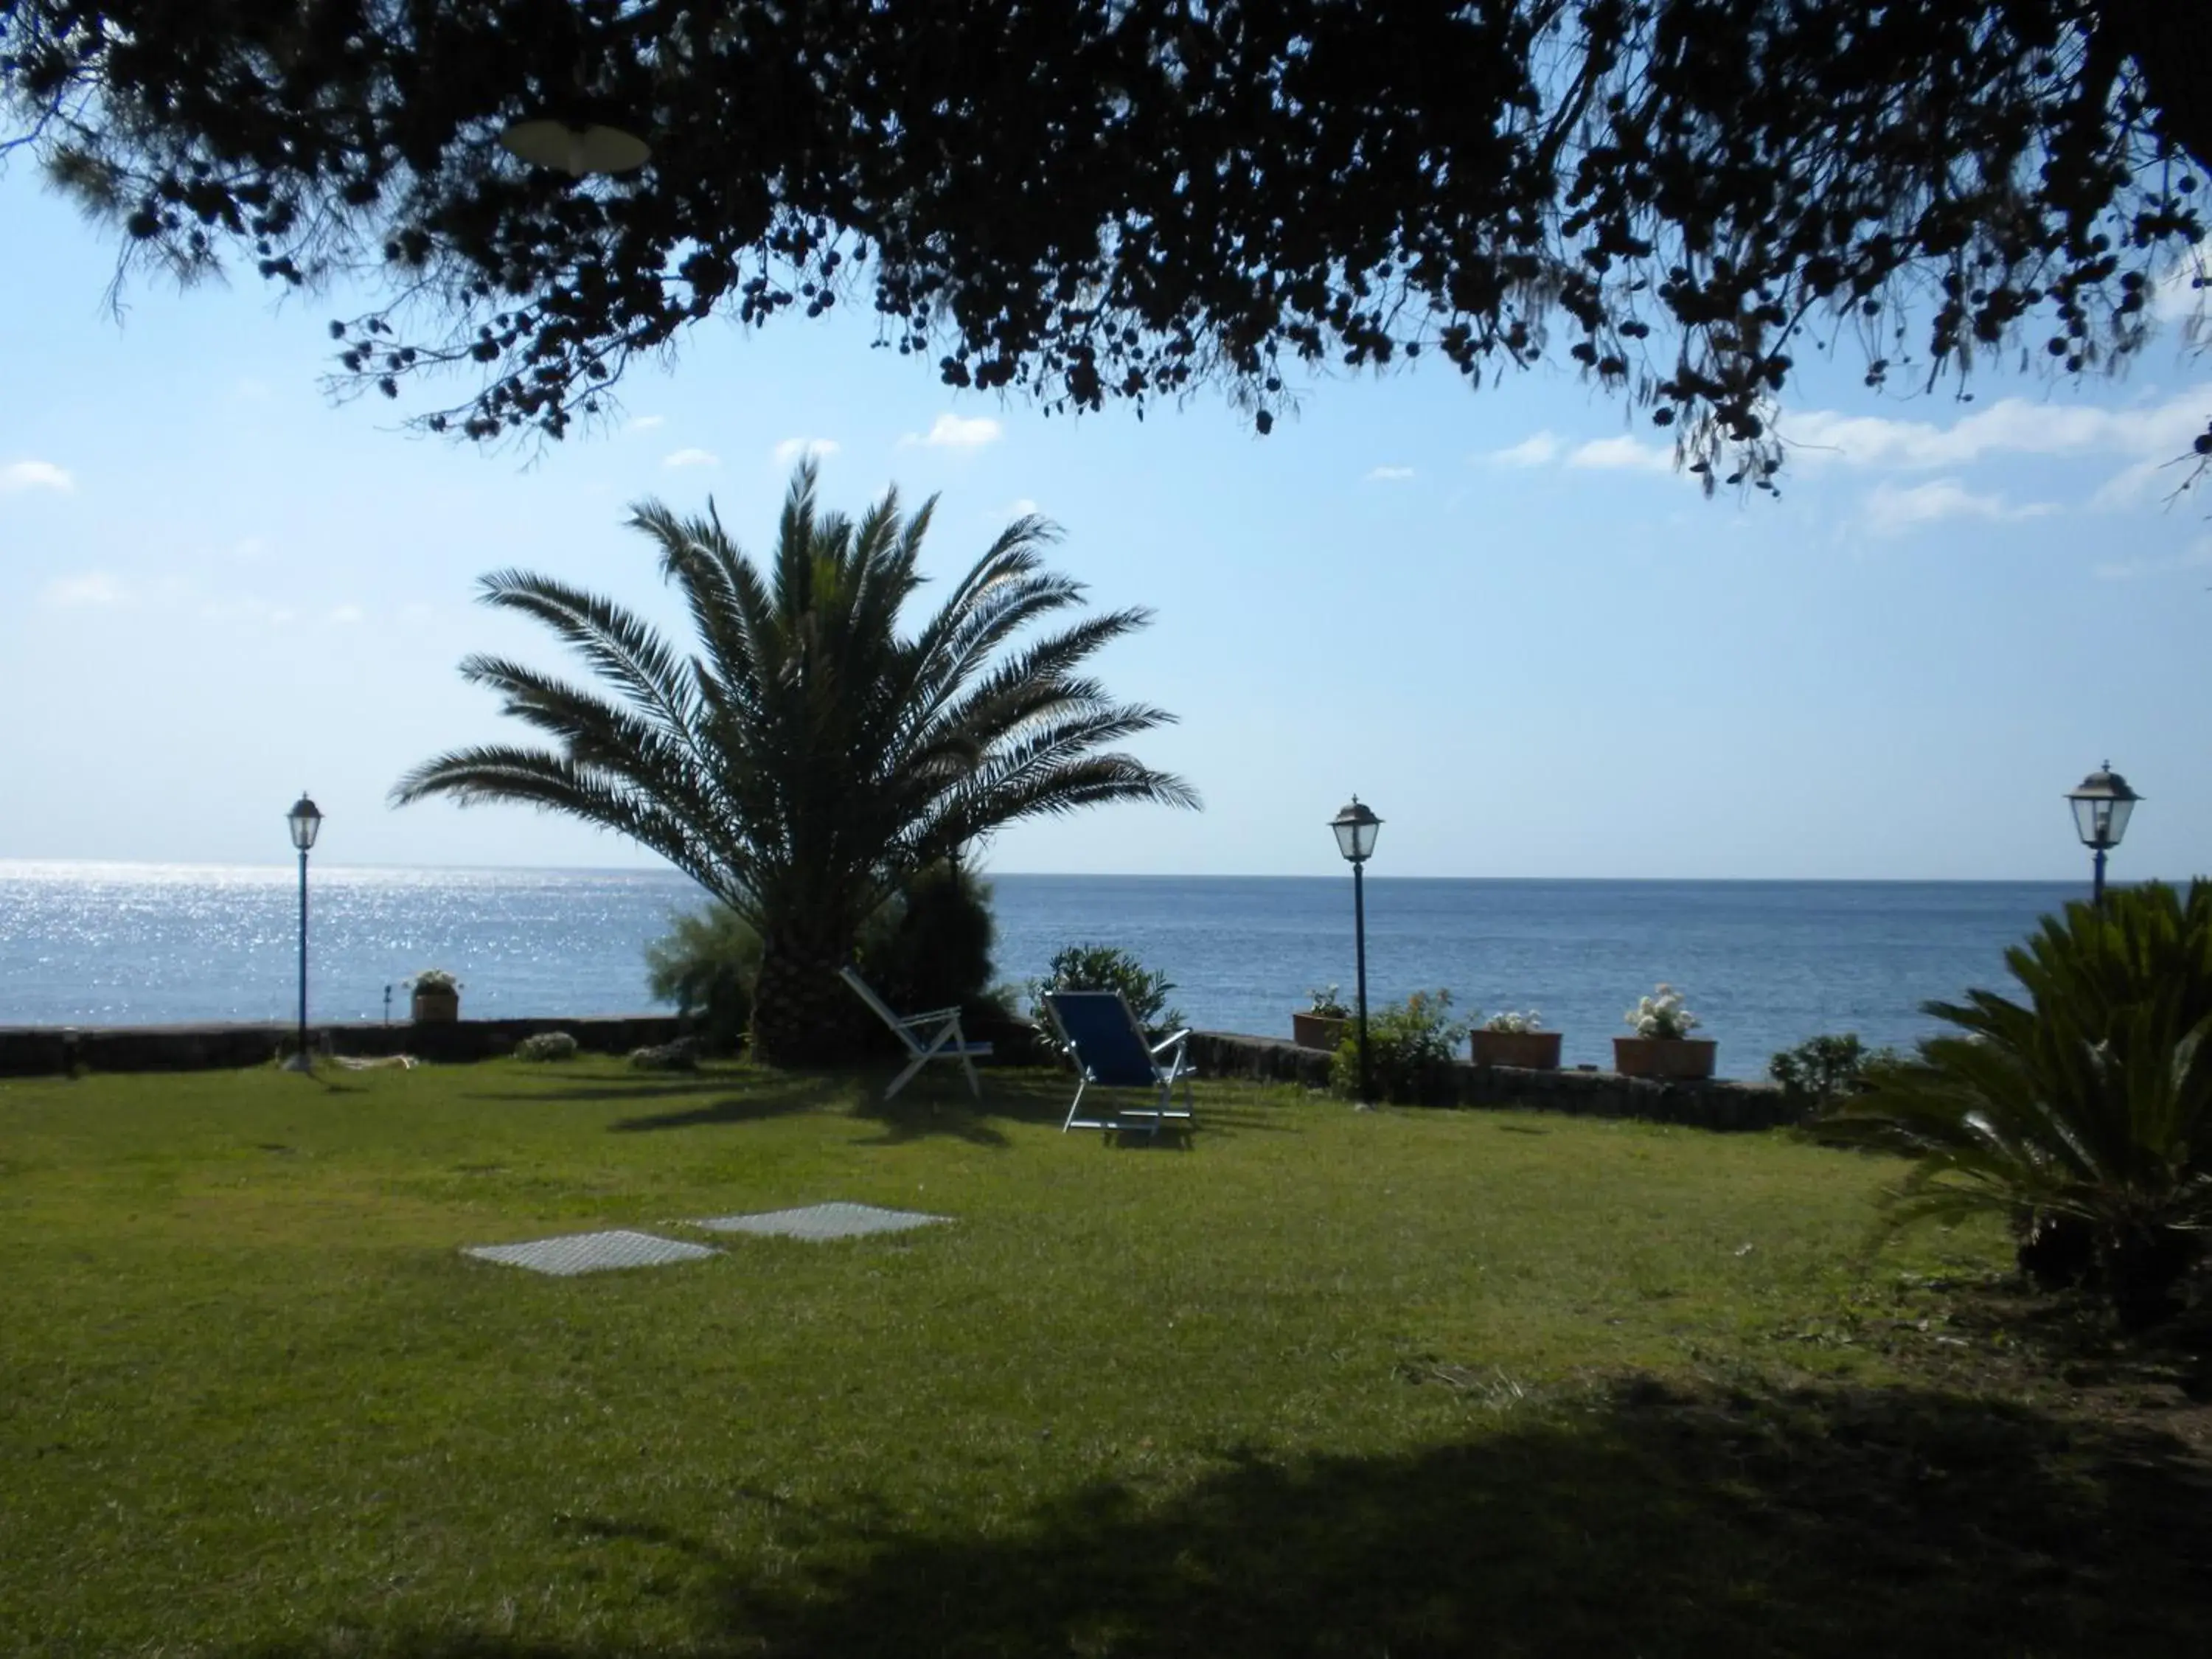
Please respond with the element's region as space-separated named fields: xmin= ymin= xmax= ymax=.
xmin=1780 ymin=389 xmax=2211 ymax=472
xmin=43 ymin=571 xmax=126 ymax=607
xmin=1001 ymin=498 xmax=1041 ymax=518
xmin=2 ymin=459 xmax=74 ymax=494
xmin=901 ymin=413 xmax=1004 ymax=450
xmin=2087 ymin=457 xmax=2197 ymax=512
xmin=1365 ymin=465 xmax=1416 ymax=481
xmin=1485 ymin=431 xmax=1559 ymax=467
xmin=2093 ymin=536 xmax=2212 ymax=581
xmin=772 ymin=436 xmax=840 ymax=466
xmin=41 ymin=571 xmax=331 ymax=623
xmin=1863 ymin=478 xmax=2058 ymax=536
xmin=662 ymin=447 xmax=719 ymax=470
xmin=1567 ymin=435 xmax=1676 ymax=473
xmin=625 ymin=414 xmax=667 ymax=433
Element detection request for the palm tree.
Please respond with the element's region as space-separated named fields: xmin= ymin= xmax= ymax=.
xmin=1815 ymin=881 xmax=2212 ymax=1324
xmin=392 ymin=461 xmax=1199 ymax=1064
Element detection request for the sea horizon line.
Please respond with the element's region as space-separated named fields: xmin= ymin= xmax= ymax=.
xmin=0 ymin=855 xmax=2116 ymax=886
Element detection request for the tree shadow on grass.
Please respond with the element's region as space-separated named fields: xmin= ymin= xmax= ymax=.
xmin=605 ymin=1075 xmax=852 ymax=1133
xmin=1938 ymin=1274 xmax=2212 ymax=1409
xmin=840 ymin=1069 xmax=1152 ymax=1149
xmin=721 ymin=1376 xmax=2212 ymax=1658
xmin=465 ymin=1067 xmax=1296 ymax=1150
xmin=224 ymin=1371 xmax=2212 ymax=1658
xmin=466 ymin=1079 xmax=754 ymax=1105
xmin=847 ymin=1099 xmax=1013 ymax=1150
xmin=847 ymin=1072 xmax=1293 ymax=1150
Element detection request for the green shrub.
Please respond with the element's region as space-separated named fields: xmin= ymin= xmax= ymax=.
xmin=644 ymin=905 xmax=761 ymax=1054
xmin=1767 ymin=1033 xmax=1897 ymax=1107
xmin=1814 ymin=880 xmax=2212 ymax=1325
xmin=629 ymin=1037 xmax=701 ymax=1072
xmin=855 ymin=860 xmax=999 ymax=1019
xmin=514 ymin=1031 xmax=580 ymax=1062
xmin=1029 ymin=944 xmax=1184 ymax=1040
xmin=1332 ymin=990 xmax=1467 ymax=1105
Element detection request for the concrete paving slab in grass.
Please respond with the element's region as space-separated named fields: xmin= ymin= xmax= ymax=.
xmin=691 ymin=1202 xmax=949 ymax=1242
xmin=463 ymin=1229 xmax=720 ymax=1276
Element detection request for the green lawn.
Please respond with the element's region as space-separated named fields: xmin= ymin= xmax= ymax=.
xmin=4 ymin=1060 xmax=2209 ymax=1657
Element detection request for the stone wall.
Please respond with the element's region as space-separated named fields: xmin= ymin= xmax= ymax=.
xmin=0 ymin=1006 xmax=1060 ymax=1078
xmin=0 ymin=1015 xmax=689 ymax=1077
xmin=1186 ymin=1030 xmax=1808 ymax=1133
xmin=0 ymin=1015 xmax=1804 ymax=1133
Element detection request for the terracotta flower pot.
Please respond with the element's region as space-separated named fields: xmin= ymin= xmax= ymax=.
xmin=1470 ymin=1029 xmax=1562 ymax=1070
xmin=1613 ymin=1036 xmax=1717 ymax=1080
xmin=411 ymin=985 xmax=461 ymax=1024
xmin=1293 ymin=1011 xmax=1350 ymax=1052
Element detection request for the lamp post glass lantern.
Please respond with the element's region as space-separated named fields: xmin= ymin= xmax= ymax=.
xmin=285 ymin=793 xmax=322 ymax=1071
xmin=2064 ymin=763 xmax=2139 ymax=908
xmin=1329 ymin=797 xmax=1382 ymax=1102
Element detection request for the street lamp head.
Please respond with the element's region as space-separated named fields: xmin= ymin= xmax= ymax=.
xmin=2065 ymin=762 xmax=2140 ymax=851
xmin=1329 ymin=796 xmax=1382 ymax=863
xmin=499 ymin=118 xmax=653 ymax=177
xmin=286 ymin=792 xmax=324 ymax=852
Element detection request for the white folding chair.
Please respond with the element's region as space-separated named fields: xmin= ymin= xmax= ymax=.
xmin=838 ymin=965 xmax=992 ymax=1100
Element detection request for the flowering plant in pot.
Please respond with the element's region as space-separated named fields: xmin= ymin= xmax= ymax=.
xmin=410 ymin=968 xmax=463 ymax=1023
xmin=1615 ymin=984 xmax=1716 ymax=1079
xmin=1293 ymin=984 xmax=1352 ymax=1052
xmin=1470 ymin=1008 xmax=1562 ymax=1070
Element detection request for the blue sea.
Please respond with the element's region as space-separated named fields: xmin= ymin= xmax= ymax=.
xmin=0 ymin=860 xmax=2085 ymax=1077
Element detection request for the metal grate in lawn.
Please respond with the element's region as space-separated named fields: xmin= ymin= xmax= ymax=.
xmin=463 ymin=1229 xmax=720 ymax=1276
xmin=691 ymin=1202 xmax=950 ymax=1242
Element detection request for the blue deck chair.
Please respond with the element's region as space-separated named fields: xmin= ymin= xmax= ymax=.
xmin=838 ymin=966 xmax=992 ymax=1101
xmin=1043 ymin=990 xmax=1196 ymax=1135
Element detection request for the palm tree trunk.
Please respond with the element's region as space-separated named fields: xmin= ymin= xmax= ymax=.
xmin=749 ymin=923 xmax=864 ymax=1067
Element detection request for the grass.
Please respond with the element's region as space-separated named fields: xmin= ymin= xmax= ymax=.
xmin=4 ymin=1058 xmax=2211 ymax=1656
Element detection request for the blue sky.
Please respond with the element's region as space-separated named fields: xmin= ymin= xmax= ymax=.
xmin=1 ymin=162 xmax=2207 ymax=882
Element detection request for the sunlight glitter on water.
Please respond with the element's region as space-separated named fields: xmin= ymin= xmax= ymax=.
xmin=0 ymin=860 xmax=2081 ymax=1077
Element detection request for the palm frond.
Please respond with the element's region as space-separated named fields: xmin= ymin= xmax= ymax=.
xmin=476 ymin=569 xmax=698 ymax=738
xmin=395 ymin=462 xmax=1197 ymax=1060
xmin=1815 ymin=883 xmax=2212 ymax=1271
xmin=387 ymin=745 xmax=754 ymax=909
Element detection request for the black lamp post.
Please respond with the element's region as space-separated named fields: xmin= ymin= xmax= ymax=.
xmin=1329 ymin=796 xmax=1382 ymax=1102
xmin=285 ymin=793 xmax=323 ymax=1071
xmin=2065 ymin=763 xmax=2140 ymax=908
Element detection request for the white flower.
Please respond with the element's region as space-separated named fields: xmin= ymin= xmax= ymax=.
xmin=1625 ymin=984 xmax=1698 ymax=1039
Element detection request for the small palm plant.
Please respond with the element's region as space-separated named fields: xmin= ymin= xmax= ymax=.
xmin=1815 ymin=880 xmax=2212 ymax=1324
